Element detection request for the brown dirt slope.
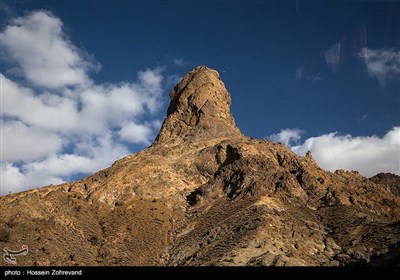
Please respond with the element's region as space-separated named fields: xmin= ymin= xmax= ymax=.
xmin=1 ymin=66 xmax=399 ymax=266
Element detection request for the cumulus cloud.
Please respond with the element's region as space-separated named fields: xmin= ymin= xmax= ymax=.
xmin=267 ymin=128 xmax=304 ymax=147
xmin=0 ymin=11 xmax=166 ymax=195
xmin=1 ymin=120 xmax=63 ymax=162
xmin=268 ymin=127 xmax=400 ymax=177
xmin=1 ymin=132 xmax=130 ymax=195
xmin=0 ymin=10 xmax=99 ymax=89
xmin=118 ymin=122 xmax=153 ymax=145
xmin=359 ymin=47 xmax=400 ymax=87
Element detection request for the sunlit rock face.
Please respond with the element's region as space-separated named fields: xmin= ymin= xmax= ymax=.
xmin=1 ymin=66 xmax=399 ymax=266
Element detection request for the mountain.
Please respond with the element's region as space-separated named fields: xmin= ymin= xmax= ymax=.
xmin=370 ymin=173 xmax=400 ymax=197
xmin=1 ymin=66 xmax=399 ymax=266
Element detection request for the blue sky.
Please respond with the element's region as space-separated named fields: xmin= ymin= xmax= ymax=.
xmin=1 ymin=0 xmax=399 ymax=194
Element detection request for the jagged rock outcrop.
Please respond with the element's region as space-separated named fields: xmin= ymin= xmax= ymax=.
xmin=1 ymin=66 xmax=399 ymax=266
xmin=154 ymin=66 xmax=242 ymax=145
xmin=370 ymin=173 xmax=400 ymax=196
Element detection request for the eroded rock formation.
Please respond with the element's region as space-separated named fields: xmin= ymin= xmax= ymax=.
xmin=1 ymin=66 xmax=399 ymax=266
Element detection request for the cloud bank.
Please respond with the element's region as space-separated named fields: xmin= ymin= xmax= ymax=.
xmin=0 ymin=11 xmax=165 ymax=195
xmin=268 ymin=128 xmax=400 ymax=178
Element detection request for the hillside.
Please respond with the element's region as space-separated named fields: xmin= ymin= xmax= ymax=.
xmin=1 ymin=66 xmax=399 ymax=266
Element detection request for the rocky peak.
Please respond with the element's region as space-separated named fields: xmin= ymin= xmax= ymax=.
xmin=1 ymin=66 xmax=399 ymax=267
xmin=154 ymin=66 xmax=242 ymax=145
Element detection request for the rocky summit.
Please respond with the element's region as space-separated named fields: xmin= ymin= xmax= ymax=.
xmin=1 ymin=66 xmax=399 ymax=266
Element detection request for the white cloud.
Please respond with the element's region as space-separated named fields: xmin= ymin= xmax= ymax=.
xmin=268 ymin=127 xmax=400 ymax=177
xmin=173 ymin=58 xmax=188 ymax=67
xmin=359 ymin=47 xmax=400 ymax=87
xmin=1 ymin=132 xmax=130 ymax=195
xmin=267 ymin=128 xmax=304 ymax=147
xmin=0 ymin=11 xmax=166 ymax=195
xmin=24 ymin=133 xmax=128 ymax=177
xmin=0 ymin=10 xmax=99 ymax=89
xmin=1 ymin=120 xmax=63 ymax=162
xmin=1 ymin=74 xmax=81 ymax=133
xmin=325 ymin=43 xmax=341 ymax=72
xmin=1 ymin=163 xmax=28 ymax=194
xmin=118 ymin=122 xmax=153 ymax=145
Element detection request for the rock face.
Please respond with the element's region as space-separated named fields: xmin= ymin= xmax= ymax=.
xmin=370 ymin=173 xmax=400 ymax=196
xmin=154 ymin=66 xmax=242 ymax=145
xmin=1 ymin=66 xmax=400 ymax=266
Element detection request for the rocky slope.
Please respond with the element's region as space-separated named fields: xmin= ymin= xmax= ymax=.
xmin=1 ymin=66 xmax=399 ymax=266
xmin=370 ymin=173 xmax=400 ymax=196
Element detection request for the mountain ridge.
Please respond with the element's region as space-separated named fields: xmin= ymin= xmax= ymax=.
xmin=1 ymin=66 xmax=399 ymax=266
